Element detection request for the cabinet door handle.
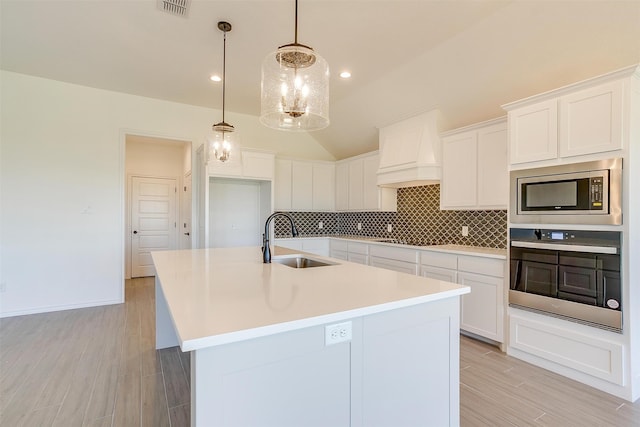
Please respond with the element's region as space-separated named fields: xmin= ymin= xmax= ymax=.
xmin=133 ymin=230 xmax=138 ymax=234
xmin=184 ymin=232 xmax=190 ymax=236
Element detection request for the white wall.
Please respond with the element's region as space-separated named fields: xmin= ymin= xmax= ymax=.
xmin=0 ymin=71 xmax=335 ymax=317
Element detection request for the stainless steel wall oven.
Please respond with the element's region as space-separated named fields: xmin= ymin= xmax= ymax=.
xmin=509 ymin=228 xmax=621 ymax=332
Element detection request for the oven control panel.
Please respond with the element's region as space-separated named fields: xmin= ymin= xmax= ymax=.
xmin=510 ymin=228 xmax=621 ymax=248
xmin=540 ymin=230 xmax=576 ymax=241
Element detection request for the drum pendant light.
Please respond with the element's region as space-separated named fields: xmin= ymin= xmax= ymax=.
xmin=260 ymin=0 xmax=329 ymax=131
xmin=208 ymin=21 xmax=237 ymax=163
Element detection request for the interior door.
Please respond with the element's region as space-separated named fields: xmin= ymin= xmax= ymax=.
xmin=131 ymin=176 xmax=177 ymax=277
xmin=181 ymin=172 xmax=192 ymax=249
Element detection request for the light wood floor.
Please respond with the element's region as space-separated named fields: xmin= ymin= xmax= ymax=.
xmin=1 ymin=277 xmax=638 ymax=426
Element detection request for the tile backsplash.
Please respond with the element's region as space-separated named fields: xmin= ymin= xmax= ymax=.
xmin=275 ymin=184 xmax=507 ymax=248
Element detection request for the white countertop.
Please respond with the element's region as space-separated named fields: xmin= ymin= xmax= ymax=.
xmin=152 ymin=247 xmax=469 ymax=351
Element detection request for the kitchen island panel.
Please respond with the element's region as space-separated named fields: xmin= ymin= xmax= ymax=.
xmin=192 ymin=322 xmax=352 ymax=427
xmin=190 ymin=298 xmax=459 ymax=427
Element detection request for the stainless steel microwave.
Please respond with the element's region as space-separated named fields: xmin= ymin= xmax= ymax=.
xmin=510 ymin=158 xmax=622 ymax=225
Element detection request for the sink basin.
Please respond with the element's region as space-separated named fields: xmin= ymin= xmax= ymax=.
xmin=272 ymin=255 xmax=336 ymax=269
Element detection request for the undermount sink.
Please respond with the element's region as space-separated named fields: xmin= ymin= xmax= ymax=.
xmin=272 ymin=255 xmax=336 ymax=269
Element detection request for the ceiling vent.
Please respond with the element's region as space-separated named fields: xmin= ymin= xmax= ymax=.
xmin=157 ymin=0 xmax=190 ymax=17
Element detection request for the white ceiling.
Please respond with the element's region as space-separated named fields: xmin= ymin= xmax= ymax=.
xmin=2 ymin=0 xmax=639 ymax=159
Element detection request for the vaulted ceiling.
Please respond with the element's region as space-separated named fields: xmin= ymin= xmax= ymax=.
xmin=2 ymin=1 xmax=639 ymax=159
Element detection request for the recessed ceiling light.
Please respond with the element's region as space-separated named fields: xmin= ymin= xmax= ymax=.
xmin=339 ymin=71 xmax=351 ymax=79
xmin=210 ymin=75 xmax=221 ymax=82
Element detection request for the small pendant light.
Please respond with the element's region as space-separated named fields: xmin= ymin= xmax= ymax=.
xmin=260 ymin=0 xmax=329 ymax=131
xmin=208 ymin=21 xmax=237 ymax=163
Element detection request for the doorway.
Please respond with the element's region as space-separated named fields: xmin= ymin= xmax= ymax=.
xmin=125 ymin=134 xmax=192 ymax=278
xmin=208 ymin=178 xmax=271 ymax=248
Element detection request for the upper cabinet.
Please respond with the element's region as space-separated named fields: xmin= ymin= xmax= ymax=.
xmin=274 ymin=159 xmax=335 ymax=212
xmin=207 ymin=149 xmax=275 ymax=180
xmin=508 ymin=99 xmax=558 ymax=164
xmin=441 ymin=118 xmax=508 ymax=210
xmin=337 ymin=152 xmax=397 ymax=212
xmin=504 ymin=67 xmax=636 ymax=166
xmin=335 ymin=162 xmax=349 ymax=211
xmin=559 ymin=80 xmax=623 ymax=158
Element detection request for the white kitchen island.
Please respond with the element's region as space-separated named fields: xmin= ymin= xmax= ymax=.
xmin=152 ymin=247 xmax=470 ymax=427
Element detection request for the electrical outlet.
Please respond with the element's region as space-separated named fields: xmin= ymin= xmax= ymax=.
xmin=387 ymin=224 xmax=393 ymax=233
xmin=318 ymin=221 xmax=323 ymax=229
xmin=357 ymin=222 xmax=362 ymax=231
xmin=461 ymin=226 xmax=469 ymax=237
xmin=325 ymin=321 xmax=352 ymax=345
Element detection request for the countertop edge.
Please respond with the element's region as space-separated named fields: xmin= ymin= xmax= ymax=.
xmin=180 ymin=286 xmax=469 ymax=351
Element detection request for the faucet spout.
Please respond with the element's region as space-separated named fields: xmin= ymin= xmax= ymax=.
xmin=262 ymin=212 xmax=298 ymax=263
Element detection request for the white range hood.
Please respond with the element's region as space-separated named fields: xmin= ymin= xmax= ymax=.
xmin=377 ymin=109 xmax=443 ymax=188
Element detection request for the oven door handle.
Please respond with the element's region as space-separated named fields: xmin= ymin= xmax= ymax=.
xmin=511 ymin=260 xmax=522 ymax=290
xmin=511 ymin=240 xmax=618 ymax=254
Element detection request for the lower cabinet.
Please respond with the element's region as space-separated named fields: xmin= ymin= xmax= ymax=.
xmin=458 ymin=272 xmax=503 ymax=342
xmin=421 ymin=250 xmax=505 ymax=343
xmin=509 ymin=308 xmax=624 ymax=386
xmin=370 ymin=257 xmax=417 ymax=274
xmin=275 ymin=238 xmax=330 ymax=257
xmin=420 ymin=266 xmax=457 ymax=283
xmin=369 ymin=245 xmax=418 ymax=275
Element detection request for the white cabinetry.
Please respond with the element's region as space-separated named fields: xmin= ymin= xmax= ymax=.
xmin=421 ymin=250 xmax=505 ymax=343
xmin=274 ymin=237 xmax=330 ymax=257
xmin=420 ymin=251 xmax=458 ymax=283
xmin=335 ymin=162 xmax=349 ymax=211
xmin=337 ymin=152 xmax=397 ymax=212
xmin=274 ymin=159 xmax=335 ymax=211
xmin=312 ymin=163 xmax=336 ymax=210
xmin=509 ymin=309 xmax=624 ymax=386
xmin=559 ymin=80 xmax=623 ymax=157
xmin=348 ymin=158 xmax=364 ymax=210
xmin=347 ymin=241 xmax=369 ymax=265
xmin=208 ymin=149 xmax=275 ymax=180
xmin=505 ymin=74 xmax=627 ymax=165
xmin=508 ymin=99 xmax=558 ymax=164
xmin=329 ymin=239 xmax=369 ymax=264
xmin=457 ymin=255 xmax=505 ymax=342
xmin=441 ymin=118 xmax=507 ymax=210
xmin=330 ymin=239 xmax=348 ymax=261
xmin=291 ymin=162 xmax=313 ymax=210
xmin=274 ymin=159 xmax=292 ymax=210
xmin=369 ymin=245 xmax=418 ymax=275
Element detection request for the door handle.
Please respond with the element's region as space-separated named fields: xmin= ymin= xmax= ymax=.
xmin=133 ymin=230 xmax=138 ymax=234
xmin=184 ymin=232 xmax=190 ymax=236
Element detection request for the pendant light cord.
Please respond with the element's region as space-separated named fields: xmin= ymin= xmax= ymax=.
xmin=222 ymin=29 xmax=227 ymax=123
xmin=294 ymin=0 xmax=298 ymax=44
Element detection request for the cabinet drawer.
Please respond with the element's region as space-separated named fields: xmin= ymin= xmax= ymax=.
xmin=348 ymin=253 xmax=368 ymax=265
xmin=458 ymin=255 xmax=504 ymax=277
xmin=331 ymin=239 xmax=348 ymax=252
xmin=330 ymin=250 xmax=348 ymax=261
xmin=509 ymin=310 xmax=623 ymax=385
xmin=370 ymin=256 xmax=417 ymax=275
xmin=420 ymin=266 xmax=457 ymax=283
xmin=347 ymin=242 xmax=369 ymax=255
xmin=421 ymin=251 xmax=457 ymax=270
xmin=369 ymin=245 xmax=418 ymax=263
